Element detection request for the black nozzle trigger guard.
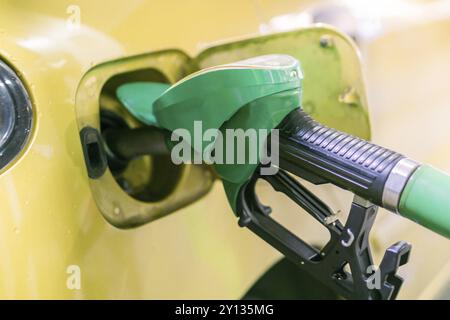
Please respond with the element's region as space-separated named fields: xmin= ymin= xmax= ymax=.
xmin=236 ymin=167 xmax=411 ymax=300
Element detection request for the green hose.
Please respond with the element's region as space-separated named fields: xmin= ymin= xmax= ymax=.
xmin=399 ymin=164 xmax=450 ymax=239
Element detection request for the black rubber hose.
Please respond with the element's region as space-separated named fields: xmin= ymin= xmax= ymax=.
xmin=103 ymin=126 xmax=170 ymax=162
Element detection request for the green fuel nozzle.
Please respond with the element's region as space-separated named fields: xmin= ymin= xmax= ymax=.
xmin=115 ymin=54 xmax=450 ymax=299
xmin=116 ymin=54 xmax=450 ymax=239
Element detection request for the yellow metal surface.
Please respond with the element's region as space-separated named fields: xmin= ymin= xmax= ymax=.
xmin=0 ymin=0 xmax=372 ymax=299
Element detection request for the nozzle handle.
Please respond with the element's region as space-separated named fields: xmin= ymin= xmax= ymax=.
xmin=277 ymin=109 xmax=405 ymax=207
xmin=276 ymin=109 xmax=450 ymax=239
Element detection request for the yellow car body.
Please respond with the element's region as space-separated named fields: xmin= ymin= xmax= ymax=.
xmin=1 ymin=0 xmax=449 ymax=299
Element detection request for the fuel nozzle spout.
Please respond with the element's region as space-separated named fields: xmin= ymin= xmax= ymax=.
xmin=102 ymin=126 xmax=170 ymax=173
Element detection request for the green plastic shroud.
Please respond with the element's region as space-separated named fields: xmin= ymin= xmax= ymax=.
xmin=117 ymin=55 xmax=302 ymax=213
xmin=117 ymin=82 xmax=170 ymax=126
xmin=399 ymin=165 xmax=450 ymax=239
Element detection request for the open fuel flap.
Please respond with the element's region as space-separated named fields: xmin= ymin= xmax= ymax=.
xmin=75 ymin=50 xmax=215 ymax=228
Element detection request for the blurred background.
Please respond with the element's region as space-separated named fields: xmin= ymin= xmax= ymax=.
xmin=256 ymin=0 xmax=450 ymax=299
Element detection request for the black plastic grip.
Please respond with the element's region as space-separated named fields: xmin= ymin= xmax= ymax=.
xmin=275 ymin=109 xmax=405 ymax=206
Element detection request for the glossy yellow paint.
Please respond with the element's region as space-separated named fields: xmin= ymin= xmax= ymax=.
xmin=0 ymin=0 xmax=367 ymax=299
